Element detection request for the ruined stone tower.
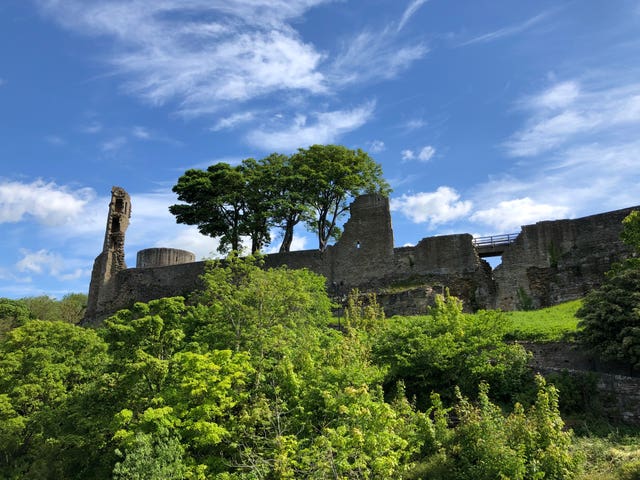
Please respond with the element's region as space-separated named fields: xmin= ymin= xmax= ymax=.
xmin=84 ymin=186 xmax=131 ymax=324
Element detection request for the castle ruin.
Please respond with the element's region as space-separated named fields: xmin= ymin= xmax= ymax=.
xmin=83 ymin=186 xmax=637 ymax=325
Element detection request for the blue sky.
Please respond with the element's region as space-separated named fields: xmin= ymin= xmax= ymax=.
xmin=1 ymin=0 xmax=640 ymax=299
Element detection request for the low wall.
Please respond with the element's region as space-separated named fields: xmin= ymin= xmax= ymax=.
xmin=525 ymin=341 xmax=640 ymax=426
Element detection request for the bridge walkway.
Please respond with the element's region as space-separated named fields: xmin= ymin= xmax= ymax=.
xmin=472 ymin=233 xmax=519 ymax=258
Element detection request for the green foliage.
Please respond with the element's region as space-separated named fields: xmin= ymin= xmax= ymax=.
xmin=0 ymin=261 xmax=621 ymax=478
xmin=517 ymin=287 xmax=535 ymax=311
xmin=170 ymin=144 xmax=390 ymax=253
xmin=20 ymin=293 xmax=87 ymax=324
xmin=418 ymin=377 xmax=581 ymax=480
xmin=0 ymin=320 xmax=109 ymax=478
xmin=373 ymin=292 xmax=533 ymax=407
xmin=504 ymin=300 xmax=582 ymax=342
xmin=170 ymin=162 xmax=270 ymax=254
xmin=577 ymin=263 xmax=640 ymax=370
xmin=0 ymin=298 xmax=31 ymax=340
xmin=577 ymin=210 xmax=640 ymax=370
xmin=344 ymin=288 xmax=385 ymax=332
xmin=621 ymin=210 xmax=640 ymax=252
xmin=292 ymin=144 xmax=391 ymax=251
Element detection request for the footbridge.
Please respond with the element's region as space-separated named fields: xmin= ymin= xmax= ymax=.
xmin=473 ymin=233 xmax=519 ymax=258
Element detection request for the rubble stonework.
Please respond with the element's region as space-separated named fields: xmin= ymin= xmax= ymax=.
xmin=84 ymin=186 xmax=131 ymax=324
xmin=83 ymin=187 xmax=639 ymax=324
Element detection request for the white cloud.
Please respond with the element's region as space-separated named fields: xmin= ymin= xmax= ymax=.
xmin=368 ymin=140 xmax=385 ymax=153
xmin=403 ymin=118 xmax=426 ymax=131
xmin=246 ymin=102 xmax=375 ymax=151
xmin=402 ymin=145 xmax=435 ymax=162
xmin=528 ymin=81 xmax=580 ymax=110
xmin=37 ymin=0 xmax=331 ymax=115
xmin=0 ymin=180 xmax=94 ymax=226
xmin=16 ymin=248 xmax=86 ymax=280
xmin=505 ymin=80 xmax=640 ymax=157
xmin=211 ymin=112 xmax=256 ymax=131
xmin=460 ymin=10 xmax=553 ymax=46
xmin=330 ymin=27 xmax=428 ymax=86
xmin=391 ymin=187 xmax=473 ymax=226
xmin=418 ymin=145 xmax=436 ymax=161
xmin=132 ymin=126 xmax=151 ymax=139
xmin=401 ymin=149 xmax=415 ymax=161
xmin=470 ymin=198 xmax=570 ymax=232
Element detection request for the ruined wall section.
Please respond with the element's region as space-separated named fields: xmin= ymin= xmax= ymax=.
xmin=493 ymin=206 xmax=638 ymax=310
xmin=84 ymin=187 xmax=131 ymax=324
xmin=380 ymin=234 xmax=494 ymax=315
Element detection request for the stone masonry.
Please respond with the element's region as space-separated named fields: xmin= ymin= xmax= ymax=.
xmin=83 ymin=187 xmax=639 ymax=325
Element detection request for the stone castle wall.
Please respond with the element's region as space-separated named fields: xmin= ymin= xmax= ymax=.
xmin=493 ymin=207 xmax=636 ymax=310
xmin=83 ymin=188 xmax=638 ymax=324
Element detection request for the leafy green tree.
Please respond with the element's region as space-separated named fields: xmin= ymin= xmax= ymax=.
xmin=0 ymin=298 xmax=31 ymax=340
xmin=249 ymin=153 xmax=310 ymax=253
xmin=291 ymin=144 xmax=391 ymax=251
xmin=0 ymin=320 xmax=109 ymax=478
xmin=577 ymin=210 xmax=640 ymax=370
xmin=170 ymin=163 xmax=270 ymax=254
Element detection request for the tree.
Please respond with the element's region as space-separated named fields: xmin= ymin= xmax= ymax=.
xmin=170 ymin=163 xmax=270 ymax=254
xmin=249 ymin=153 xmax=310 ymax=253
xmin=577 ymin=210 xmax=640 ymax=370
xmin=292 ymin=144 xmax=391 ymax=251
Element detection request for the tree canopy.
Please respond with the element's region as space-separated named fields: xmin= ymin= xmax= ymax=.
xmin=577 ymin=210 xmax=640 ymax=371
xmin=169 ymin=144 xmax=390 ymax=254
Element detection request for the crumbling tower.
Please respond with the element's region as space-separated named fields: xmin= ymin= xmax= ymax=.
xmin=84 ymin=186 xmax=131 ymax=324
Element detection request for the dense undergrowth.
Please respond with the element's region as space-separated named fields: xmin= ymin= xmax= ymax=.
xmin=0 ymin=259 xmax=638 ymax=479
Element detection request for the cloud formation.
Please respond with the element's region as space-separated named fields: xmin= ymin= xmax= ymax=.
xmin=0 ymin=180 xmax=94 ymax=226
xmin=391 ymin=187 xmax=472 ymax=227
xmin=470 ymin=198 xmax=570 ymax=232
xmin=505 ymin=79 xmax=640 ymax=157
xmin=460 ymin=10 xmax=553 ymax=46
xmin=401 ymin=145 xmax=435 ymax=162
xmin=246 ymin=102 xmax=376 ymax=151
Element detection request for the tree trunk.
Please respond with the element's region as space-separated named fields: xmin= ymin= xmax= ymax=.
xmin=279 ymin=220 xmax=295 ymax=253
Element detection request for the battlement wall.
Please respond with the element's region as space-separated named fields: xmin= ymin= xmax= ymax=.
xmin=83 ymin=188 xmax=638 ymax=324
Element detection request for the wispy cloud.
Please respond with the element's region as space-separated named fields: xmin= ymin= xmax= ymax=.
xmin=246 ymin=102 xmax=376 ymax=151
xmin=459 ymin=10 xmax=553 ymax=46
xmin=132 ymin=126 xmax=151 ymax=139
xmin=37 ymin=0 xmax=332 ymax=115
xmin=101 ymin=136 xmax=128 ymax=152
xmin=211 ymin=112 xmax=256 ymax=131
xmin=398 ymin=0 xmax=429 ymax=32
xmin=44 ymin=135 xmax=66 ymax=146
xmin=329 ymin=27 xmax=428 ymax=86
xmin=0 ymin=179 xmax=94 ymax=226
xmin=368 ymin=140 xmax=385 ymax=153
xmin=16 ymin=248 xmax=86 ymax=281
xmin=391 ymin=187 xmax=472 ymax=227
xmin=505 ymin=79 xmax=640 ymax=157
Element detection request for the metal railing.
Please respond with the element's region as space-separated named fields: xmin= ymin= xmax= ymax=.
xmin=472 ymin=233 xmax=519 ymax=248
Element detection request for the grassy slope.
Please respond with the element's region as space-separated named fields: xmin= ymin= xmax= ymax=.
xmin=502 ymin=299 xmax=582 ymax=342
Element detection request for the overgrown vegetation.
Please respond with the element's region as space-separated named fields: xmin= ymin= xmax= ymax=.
xmin=1 ymin=258 xmax=598 ymax=479
xmin=577 ymin=210 xmax=640 ymax=370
